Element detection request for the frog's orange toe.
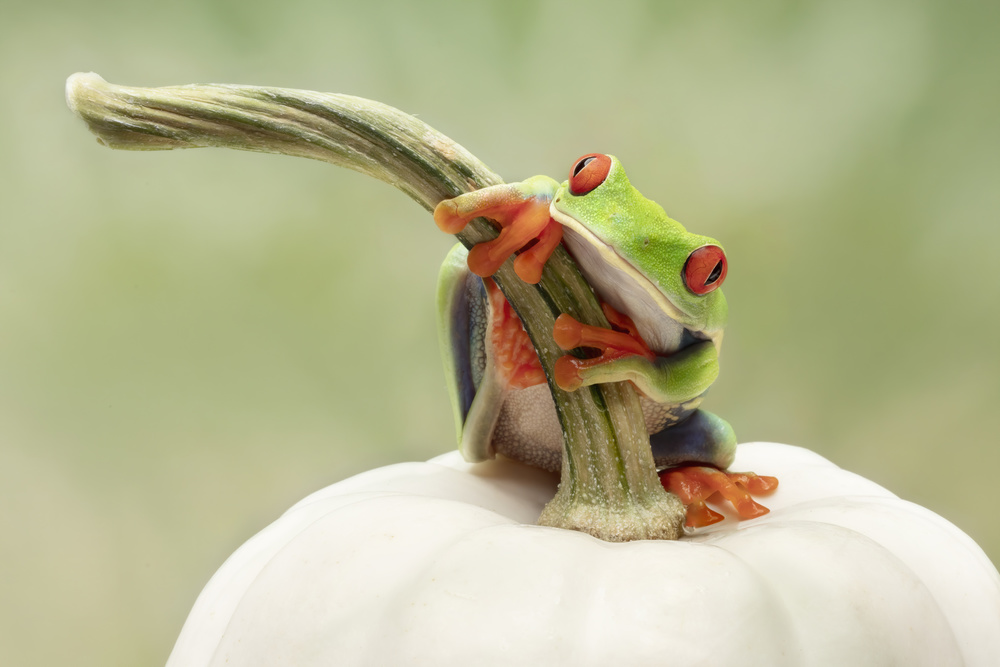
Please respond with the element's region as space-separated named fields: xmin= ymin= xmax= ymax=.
xmin=553 ymin=314 xmax=585 ymax=349
xmin=513 ymin=254 xmax=544 ymax=284
xmin=467 ymin=242 xmax=507 ymax=278
xmin=684 ymin=500 xmax=726 ymax=528
xmin=553 ymin=355 xmax=584 ymax=391
xmin=433 ymin=200 xmax=467 ymax=234
xmin=728 ymin=471 xmax=779 ymax=496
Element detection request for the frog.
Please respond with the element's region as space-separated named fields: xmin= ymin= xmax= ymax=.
xmin=434 ymin=154 xmax=775 ymax=527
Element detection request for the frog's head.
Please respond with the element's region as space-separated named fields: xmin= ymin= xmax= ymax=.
xmin=550 ymin=154 xmax=728 ymax=353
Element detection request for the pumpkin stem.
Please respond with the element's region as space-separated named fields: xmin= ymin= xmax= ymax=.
xmin=65 ymin=73 xmax=686 ymax=541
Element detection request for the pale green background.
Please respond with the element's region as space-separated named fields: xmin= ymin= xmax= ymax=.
xmin=2 ymin=0 xmax=998 ymax=665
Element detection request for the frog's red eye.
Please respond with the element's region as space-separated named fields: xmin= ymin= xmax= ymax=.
xmin=683 ymin=245 xmax=727 ymax=295
xmin=569 ymin=153 xmax=612 ymax=195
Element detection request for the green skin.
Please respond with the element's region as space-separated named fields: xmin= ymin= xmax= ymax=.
xmin=438 ymin=155 xmax=736 ymax=473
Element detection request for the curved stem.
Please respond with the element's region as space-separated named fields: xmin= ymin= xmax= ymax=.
xmin=66 ymin=73 xmax=684 ymax=541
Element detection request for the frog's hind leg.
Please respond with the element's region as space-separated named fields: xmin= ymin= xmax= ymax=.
xmin=648 ymin=409 xmax=736 ymax=470
xmin=653 ymin=410 xmax=778 ymax=528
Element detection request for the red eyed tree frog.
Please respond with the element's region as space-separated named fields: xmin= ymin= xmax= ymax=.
xmin=435 ymin=154 xmax=775 ymax=527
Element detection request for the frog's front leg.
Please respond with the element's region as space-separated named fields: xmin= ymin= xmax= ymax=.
xmin=552 ymin=308 xmax=719 ymax=404
xmin=433 ymin=176 xmax=563 ymax=284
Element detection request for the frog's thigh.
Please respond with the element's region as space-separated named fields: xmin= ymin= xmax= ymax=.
xmin=649 ymin=409 xmax=736 ymax=470
xmin=437 ymin=244 xmax=488 ymax=451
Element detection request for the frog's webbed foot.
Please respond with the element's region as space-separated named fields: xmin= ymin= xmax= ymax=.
xmin=660 ymin=465 xmax=778 ymax=528
xmin=433 ymin=177 xmax=563 ymax=284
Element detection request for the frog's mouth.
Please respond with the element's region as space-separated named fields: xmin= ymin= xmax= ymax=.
xmin=551 ymin=215 xmax=721 ymax=356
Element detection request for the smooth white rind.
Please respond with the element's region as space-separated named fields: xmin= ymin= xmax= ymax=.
xmin=167 ymin=443 xmax=1000 ymax=667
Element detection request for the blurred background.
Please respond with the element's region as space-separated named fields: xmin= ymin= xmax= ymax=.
xmin=2 ymin=0 xmax=998 ymax=664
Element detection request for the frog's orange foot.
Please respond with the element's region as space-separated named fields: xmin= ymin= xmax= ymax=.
xmin=659 ymin=465 xmax=779 ymax=528
xmin=551 ymin=306 xmax=655 ymax=391
xmin=433 ymin=186 xmax=563 ymax=284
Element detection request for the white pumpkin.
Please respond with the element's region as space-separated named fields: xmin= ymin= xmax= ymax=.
xmin=167 ymin=443 xmax=1000 ymax=666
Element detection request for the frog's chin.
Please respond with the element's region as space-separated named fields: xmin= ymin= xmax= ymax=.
xmin=556 ymin=224 xmax=718 ymax=355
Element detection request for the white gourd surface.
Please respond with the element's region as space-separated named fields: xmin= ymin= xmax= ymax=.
xmin=168 ymin=443 xmax=1000 ymax=667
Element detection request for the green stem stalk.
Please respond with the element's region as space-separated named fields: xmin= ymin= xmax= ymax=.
xmin=65 ymin=73 xmax=684 ymax=540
